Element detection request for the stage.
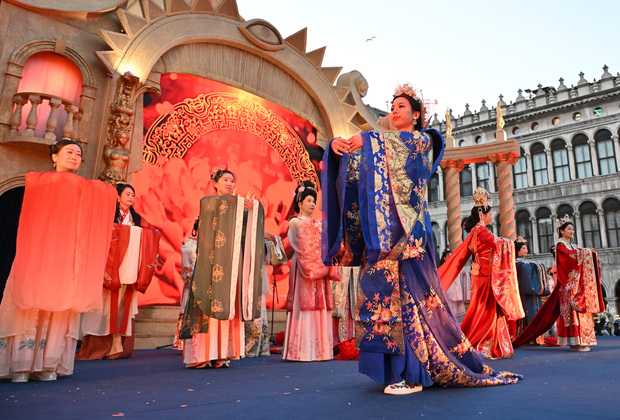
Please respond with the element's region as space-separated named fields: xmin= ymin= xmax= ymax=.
xmin=2 ymin=337 xmax=618 ymax=419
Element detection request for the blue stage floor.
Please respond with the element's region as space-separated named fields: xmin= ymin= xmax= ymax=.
xmin=2 ymin=337 xmax=618 ymax=419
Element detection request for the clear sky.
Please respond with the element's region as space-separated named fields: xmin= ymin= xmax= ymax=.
xmin=236 ymin=0 xmax=620 ymax=120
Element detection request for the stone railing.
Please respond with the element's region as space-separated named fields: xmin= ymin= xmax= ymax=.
xmin=9 ymin=92 xmax=83 ymax=141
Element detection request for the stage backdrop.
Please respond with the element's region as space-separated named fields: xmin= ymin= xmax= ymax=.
xmin=134 ymin=73 xmax=324 ymax=308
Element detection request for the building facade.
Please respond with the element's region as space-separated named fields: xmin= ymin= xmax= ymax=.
xmin=428 ymin=66 xmax=620 ymax=313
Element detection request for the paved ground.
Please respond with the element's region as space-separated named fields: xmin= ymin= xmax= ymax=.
xmin=1 ymin=337 xmax=618 ymax=419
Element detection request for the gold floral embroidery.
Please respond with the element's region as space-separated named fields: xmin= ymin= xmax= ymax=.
xmin=215 ymin=230 xmax=226 ymax=247
xmin=219 ymin=200 xmax=229 ymax=214
xmin=211 ymin=299 xmax=223 ymax=313
xmin=212 ymin=264 xmax=224 ymax=282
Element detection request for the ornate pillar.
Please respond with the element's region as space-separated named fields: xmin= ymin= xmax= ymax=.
xmin=100 ymin=72 xmax=161 ymax=185
xmin=574 ymin=211 xmax=582 ymax=246
xmin=440 ymin=159 xmax=465 ymax=250
xmin=567 ymin=144 xmax=577 ymax=180
xmin=492 ymin=221 xmax=498 ymax=236
xmin=588 ymin=139 xmax=600 ymax=176
xmin=598 ymin=209 xmax=608 ymax=248
xmin=490 ymin=151 xmax=519 ymax=240
xmin=530 ymin=215 xmax=540 ymax=254
xmin=437 ymin=167 xmax=445 ymax=201
xmin=545 ymin=148 xmax=555 ymax=183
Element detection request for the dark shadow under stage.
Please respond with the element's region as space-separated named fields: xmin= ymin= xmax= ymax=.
xmin=2 ymin=337 xmax=619 ymax=419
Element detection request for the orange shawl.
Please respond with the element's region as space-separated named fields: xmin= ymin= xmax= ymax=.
xmin=11 ymin=171 xmax=116 ymax=312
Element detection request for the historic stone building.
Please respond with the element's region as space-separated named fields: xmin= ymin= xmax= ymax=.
xmin=428 ymin=67 xmax=620 ymax=313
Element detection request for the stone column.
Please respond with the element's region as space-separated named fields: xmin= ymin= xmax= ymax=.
xmin=492 ymin=221 xmax=499 ymax=237
xmin=567 ymin=144 xmax=577 ymax=180
xmin=488 ymin=162 xmax=496 ymax=192
xmin=471 ymin=163 xmax=478 ymax=191
xmin=530 ymin=215 xmax=540 ymax=254
xmin=440 ymin=159 xmax=465 ymax=250
xmin=598 ymin=209 xmax=608 ymax=248
xmin=437 ymin=167 xmax=445 ymax=201
xmin=574 ymin=211 xmax=582 ymax=246
xmin=612 ymin=135 xmax=620 ymax=172
xmin=490 ymin=152 xmax=519 ymax=240
xmin=545 ymin=148 xmax=555 ymax=183
xmin=551 ymin=214 xmax=558 ymax=244
xmin=588 ymin=139 xmax=600 ymax=176
xmin=525 ymin=152 xmax=534 ymax=187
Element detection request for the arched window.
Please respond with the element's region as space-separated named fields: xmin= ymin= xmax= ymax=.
xmin=475 ymin=136 xmax=483 ymax=144
xmin=444 ymin=223 xmax=449 ymax=250
xmin=513 ymin=148 xmax=528 ymax=189
xmin=531 ymin=143 xmax=548 ymax=185
xmin=536 ymin=207 xmax=553 ymax=254
xmin=551 ymin=139 xmax=570 ymax=183
xmin=459 ymin=140 xmax=466 ymax=147
xmin=460 ymin=165 xmax=472 ymax=197
xmin=477 ymin=163 xmax=489 ymax=192
xmin=580 ymin=201 xmax=601 ymax=249
xmin=516 ymin=210 xmax=532 ymax=249
xmin=432 ymin=222 xmax=441 ymax=262
xmin=557 ymin=204 xmax=575 ymax=241
xmin=429 ymin=172 xmax=439 ymax=202
xmin=595 ymin=129 xmax=617 ymax=175
xmin=17 ymin=51 xmax=84 ymax=138
xmin=604 ymin=198 xmax=620 ymax=248
xmin=573 ymin=134 xmax=593 ymax=179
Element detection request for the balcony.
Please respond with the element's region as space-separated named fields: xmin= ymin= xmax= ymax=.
xmin=3 ymin=91 xmax=83 ymax=149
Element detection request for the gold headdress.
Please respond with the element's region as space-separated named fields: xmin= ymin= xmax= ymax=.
xmin=473 ymin=187 xmax=489 ymax=207
xmin=394 ymin=83 xmax=420 ymax=102
xmin=555 ymin=214 xmax=573 ymax=229
xmin=514 ymin=236 xmax=527 ymax=244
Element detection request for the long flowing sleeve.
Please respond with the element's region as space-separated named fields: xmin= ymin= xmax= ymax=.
xmin=321 ymin=141 xmax=365 ymax=266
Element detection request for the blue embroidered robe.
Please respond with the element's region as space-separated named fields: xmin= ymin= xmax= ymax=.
xmin=516 ymin=257 xmax=549 ymax=324
xmin=322 ymin=129 xmax=522 ymax=387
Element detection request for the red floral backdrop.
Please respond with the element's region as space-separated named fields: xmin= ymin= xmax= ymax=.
xmin=133 ymin=73 xmax=323 ymax=308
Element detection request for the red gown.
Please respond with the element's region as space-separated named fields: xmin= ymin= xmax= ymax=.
xmin=555 ymin=240 xmax=602 ymax=346
xmin=513 ymin=239 xmax=603 ymax=348
xmin=439 ymin=224 xmax=524 ymax=359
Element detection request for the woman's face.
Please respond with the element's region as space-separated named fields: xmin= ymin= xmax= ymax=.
xmin=215 ymin=173 xmax=235 ymax=195
xmin=560 ymin=223 xmax=575 ymax=241
xmin=517 ymin=245 xmax=528 ymax=257
xmin=299 ymin=195 xmax=316 ymax=217
xmin=52 ymin=144 xmax=82 ymax=173
xmin=118 ymin=187 xmax=135 ymax=210
xmin=389 ymin=97 xmax=420 ymax=131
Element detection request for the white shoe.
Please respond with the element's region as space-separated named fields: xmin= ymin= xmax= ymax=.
xmin=384 ymin=380 xmax=423 ymax=395
xmin=30 ymin=370 xmax=57 ymax=381
xmin=11 ymin=372 xmax=29 ymax=383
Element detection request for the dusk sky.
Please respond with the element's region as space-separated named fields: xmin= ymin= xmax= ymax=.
xmin=238 ymin=0 xmax=620 ymax=120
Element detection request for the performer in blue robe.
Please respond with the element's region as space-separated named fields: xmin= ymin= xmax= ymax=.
xmin=514 ymin=238 xmax=549 ymax=342
xmin=322 ymin=83 xmax=522 ymax=395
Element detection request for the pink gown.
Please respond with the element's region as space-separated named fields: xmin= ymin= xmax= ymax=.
xmin=282 ymin=217 xmax=340 ymax=361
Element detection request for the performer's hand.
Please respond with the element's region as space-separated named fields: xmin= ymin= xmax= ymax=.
xmin=244 ymin=198 xmax=253 ymax=208
xmin=348 ymin=134 xmax=363 ymax=153
xmin=331 ymin=135 xmax=362 ymax=155
xmin=331 ymin=137 xmax=347 ymax=156
xmin=264 ymin=231 xmax=277 ymax=242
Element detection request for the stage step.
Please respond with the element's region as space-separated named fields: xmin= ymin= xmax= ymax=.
xmin=134 ymin=305 xmax=288 ymax=349
xmin=135 ymin=305 xmax=178 ymax=349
